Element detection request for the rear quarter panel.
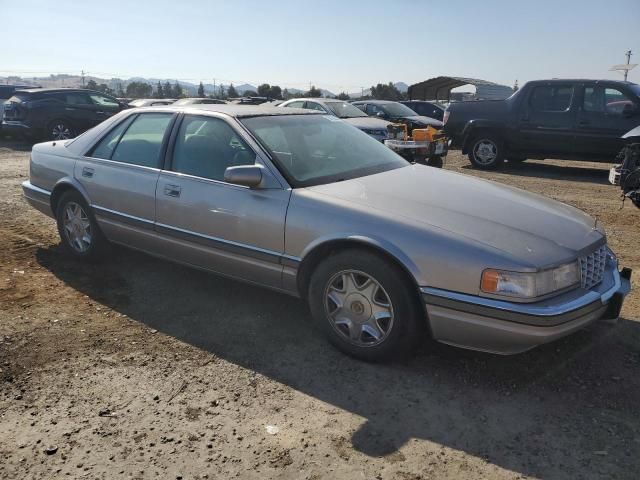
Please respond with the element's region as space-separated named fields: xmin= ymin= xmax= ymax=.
xmin=30 ymin=141 xmax=78 ymax=193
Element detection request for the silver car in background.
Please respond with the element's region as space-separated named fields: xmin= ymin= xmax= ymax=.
xmin=279 ymin=98 xmax=391 ymax=142
xmin=22 ymin=105 xmax=631 ymax=361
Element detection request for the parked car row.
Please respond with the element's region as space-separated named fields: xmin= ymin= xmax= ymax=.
xmin=21 ymin=103 xmax=632 ymax=361
xmin=0 ymin=87 xmax=248 ymax=141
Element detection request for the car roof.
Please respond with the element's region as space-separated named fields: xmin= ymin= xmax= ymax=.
xmin=526 ymin=79 xmax=638 ymax=86
xmin=285 ymin=97 xmax=344 ymax=103
xmin=15 ymin=87 xmax=89 ymax=93
xmin=136 ymin=104 xmax=322 ymax=118
xmin=351 ymin=100 xmax=398 ymax=104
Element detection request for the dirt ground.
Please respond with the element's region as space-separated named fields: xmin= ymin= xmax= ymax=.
xmin=0 ymin=138 xmax=638 ymax=480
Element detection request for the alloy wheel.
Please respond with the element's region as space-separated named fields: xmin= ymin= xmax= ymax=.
xmin=473 ymin=139 xmax=498 ymax=165
xmin=62 ymin=202 xmax=92 ymax=253
xmin=51 ymin=123 xmax=73 ymax=140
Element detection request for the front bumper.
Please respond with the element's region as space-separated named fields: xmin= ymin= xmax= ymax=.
xmin=421 ymin=262 xmax=631 ymax=355
xmin=2 ymin=120 xmax=34 ymax=136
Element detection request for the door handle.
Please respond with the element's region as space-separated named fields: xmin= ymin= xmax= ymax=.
xmin=578 ymin=120 xmax=590 ymax=126
xmin=81 ymin=167 xmax=94 ymax=178
xmin=164 ymin=184 xmax=181 ymax=197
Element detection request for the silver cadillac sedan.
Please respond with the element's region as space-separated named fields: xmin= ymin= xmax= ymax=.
xmin=22 ymin=105 xmax=631 ymax=361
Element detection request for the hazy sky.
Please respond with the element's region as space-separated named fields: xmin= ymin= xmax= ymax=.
xmin=2 ymin=0 xmax=639 ymax=92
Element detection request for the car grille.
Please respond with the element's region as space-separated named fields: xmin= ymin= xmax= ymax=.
xmin=579 ymin=245 xmax=607 ymax=290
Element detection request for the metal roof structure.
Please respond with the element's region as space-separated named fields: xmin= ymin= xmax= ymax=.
xmin=408 ymin=76 xmax=513 ymax=101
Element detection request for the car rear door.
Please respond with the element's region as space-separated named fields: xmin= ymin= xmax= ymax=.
xmin=75 ymin=112 xmax=176 ymax=247
xmin=155 ymin=114 xmax=290 ymax=288
xmin=575 ymin=83 xmax=640 ymax=157
xmin=517 ymin=83 xmax=577 ymax=155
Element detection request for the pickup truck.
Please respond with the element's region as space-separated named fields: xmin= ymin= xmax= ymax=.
xmin=444 ymin=79 xmax=640 ymax=169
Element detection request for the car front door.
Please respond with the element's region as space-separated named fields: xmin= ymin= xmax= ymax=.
xmin=87 ymin=92 xmax=123 ymax=127
xmin=155 ymin=114 xmax=290 ymax=288
xmin=75 ymin=112 xmax=176 ymax=247
xmin=517 ymin=83 xmax=577 ymax=155
xmin=575 ymin=83 xmax=640 ymax=157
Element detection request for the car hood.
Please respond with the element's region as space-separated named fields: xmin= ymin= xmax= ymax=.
xmin=343 ymin=117 xmax=390 ymax=130
xmin=392 ymin=115 xmax=443 ymax=128
xmin=304 ymin=165 xmax=604 ymax=267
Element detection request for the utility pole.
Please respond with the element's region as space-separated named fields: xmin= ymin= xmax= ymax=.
xmin=624 ymin=50 xmax=632 ymax=81
xmin=213 ymin=78 xmax=216 ymax=98
xmin=81 ymin=69 xmax=85 ymax=87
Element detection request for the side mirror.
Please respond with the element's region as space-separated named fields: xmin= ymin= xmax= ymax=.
xmin=622 ymin=103 xmax=637 ymax=118
xmin=376 ymin=111 xmax=387 ymax=119
xmin=224 ymin=165 xmax=263 ymax=188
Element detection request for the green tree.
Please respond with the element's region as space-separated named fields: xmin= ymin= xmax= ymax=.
xmin=370 ymin=82 xmax=404 ymax=101
xmin=336 ymin=92 xmax=350 ymax=100
xmin=126 ymin=81 xmax=153 ymax=98
xmin=198 ymin=81 xmax=205 ymax=97
xmin=173 ymin=81 xmax=183 ymax=98
xmin=163 ymin=81 xmax=172 ymax=98
xmin=156 ymin=81 xmax=164 ymax=98
xmin=86 ymin=79 xmax=98 ymax=90
xmin=257 ymin=83 xmax=271 ymax=97
xmin=269 ymin=85 xmax=282 ymax=99
xmin=227 ymin=83 xmax=238 ymax=98
xmin=282 ymin=88 xmax=291 ymax=100
xmin=306 ymin=85 xmax=322 ymax=97
xmin=243 ymin=90 xmax=258 ymax=97
xmin=96 ymin=83 xmax=114 ymax=95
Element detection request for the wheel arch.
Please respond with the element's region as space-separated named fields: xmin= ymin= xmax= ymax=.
xmin=50 ymin=177 xmax=91 ymax=216
xmin=295 ymin=235 xmax=427 ymax=317
xmin=461 ymin=121 xmax=504 ymax=154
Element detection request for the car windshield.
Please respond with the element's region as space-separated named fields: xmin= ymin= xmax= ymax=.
xmin=241 ymin=114 xmax=408 ymax=188
xmin=381 ymin=102 xmax=419 ymax=117
xmin=324 ymin=101 xmax=367 ymax=118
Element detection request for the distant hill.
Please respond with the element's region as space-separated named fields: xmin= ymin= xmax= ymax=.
xmin=0 ymin=74 xmax=390 ymax=99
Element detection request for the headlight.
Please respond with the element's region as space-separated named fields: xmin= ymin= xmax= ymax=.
xmin=481 ymin=262 xmax=580 ymax=299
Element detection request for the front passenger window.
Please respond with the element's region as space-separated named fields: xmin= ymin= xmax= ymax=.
xmin=172 ymin=116 xmax=255 ymax=182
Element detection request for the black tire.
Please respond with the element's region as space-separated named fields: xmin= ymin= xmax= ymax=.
xmin=426 ymin=156 xmax=444 ymax=168
xmin=308 ymin=249 xmax=421 ymax=362
xmin=468 ymin=134 xmax=504 ymax=170
xmin=55 ymin=190 xmax=108 ymax=261
xmin=46 ymin=119 xmax=76 ymax=141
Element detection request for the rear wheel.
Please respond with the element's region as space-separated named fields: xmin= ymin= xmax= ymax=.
xmin=47 ymin=119 xmax=76 ymax=141
xmin=468 ymin=134 xmax=504 ymax=169
xmin=56 ymin=190 xmax=108 ymax=261
xmin=308 ymin=249 xmax=421 ymax=361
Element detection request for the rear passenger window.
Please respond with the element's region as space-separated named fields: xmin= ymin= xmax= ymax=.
xmin=90 ymin=116 xmax=135 ymax=160
xmin=172 ymin=116 xmax=255 ymax=181
xmin=530 ymin=85 xmax=573 ymax=112
xmin=110 ymin=113 xmax=173 ymax=168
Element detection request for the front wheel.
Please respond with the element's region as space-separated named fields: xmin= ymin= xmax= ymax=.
xmin=308 ymin=250 xmax=421 ymax=361
xmin=468 ymin=135 xmax=504 ymax=169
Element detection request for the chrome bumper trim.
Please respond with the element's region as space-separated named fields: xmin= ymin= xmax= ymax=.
xmin=421 ymin=263 xmax=630 ymax=327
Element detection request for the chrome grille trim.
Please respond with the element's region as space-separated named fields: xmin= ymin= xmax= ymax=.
xmin=580 ymin=245 xmax=607 ymax=290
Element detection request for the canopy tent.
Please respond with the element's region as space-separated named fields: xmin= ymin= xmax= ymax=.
xmin=408 ymin=76 xmax=513 ymax=101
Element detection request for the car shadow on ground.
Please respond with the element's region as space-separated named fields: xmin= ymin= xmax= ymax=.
xmin=461 ymin=159 xmax=612 ymax=185
xmin=36 ymin=244 xmax=640 ymax=478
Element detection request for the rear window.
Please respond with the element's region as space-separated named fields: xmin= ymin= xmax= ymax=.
xmin=530 ymin=85 xmax=573 ymax=112
xmin=7 ymin=92 xmax=32 ymax=103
